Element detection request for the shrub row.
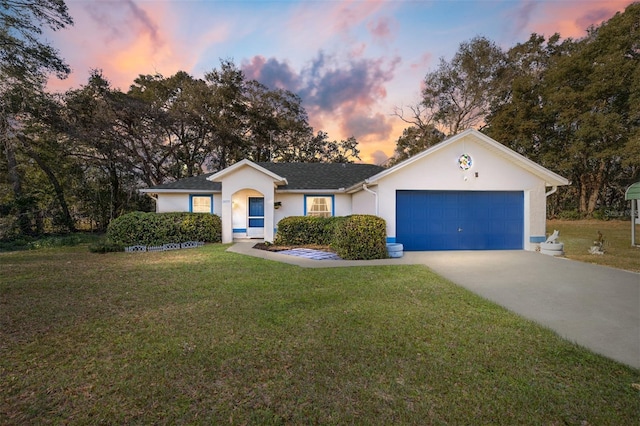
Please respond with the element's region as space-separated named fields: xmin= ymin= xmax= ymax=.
xmin=331 ymin=215 xmax=388 ymax=260
xmin=275 ymin=216 xmax=345 ymax=246
xmin=106 ymin=212 xmax=221 ymax=246
xmin=275 ymin=215 xmax=388 ymax=260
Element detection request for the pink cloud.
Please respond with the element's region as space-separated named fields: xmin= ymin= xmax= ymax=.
xmin=287 ymin=0 xmax=388 ymax=52
xmin=340 ymin=111 xmax=393 ymax=141
xmin=85 ymin=0 xmax=161 ymax=48
xmin=367 ymin=16 xmax=396 ymax=44
xmin=241 ymin=52 xmax=400 ymax=162
xmin=242 ymin=56 xmax=301 ymax=91
xmin=329 ymin=0 xmax=388 ymax=35
xmin=370 ymin=149 xmax=390 ymax=166
xmin=46 ymin=0 xmax=227 ymax=92
xmin=368 ymin=17 xmax=392 ymax=39
xmin=410 ymin=52 xmax=433 ymax=71
xmin=350 ymin=43 xmax=368 ymax=58
xmin=508 ymin=0 xmax=632 ymax=39
xmin=46 ymin=1 xmax=174 ymax=91
xmin=299 ymin=53 xmax=399 ymax=112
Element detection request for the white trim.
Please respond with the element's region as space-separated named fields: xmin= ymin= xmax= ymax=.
xmin=275 ymin=189 xmax=345 ymax=194
xmin=304 ymin=194 xmax=335 ymax=217
xmin=140 ymin=189 xmax=219 ymax=194
xmin=207 ymin=159 xmax=288 ymax=185
xmin=524 ymin=190 xmax=531 ymax=250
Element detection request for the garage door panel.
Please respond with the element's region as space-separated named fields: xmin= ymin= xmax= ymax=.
xmin=396 ymin=190 xmax=523 ymax=251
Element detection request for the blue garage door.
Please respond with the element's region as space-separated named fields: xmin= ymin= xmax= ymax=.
xmin=396 ymin=191 xmax=524 ymax=251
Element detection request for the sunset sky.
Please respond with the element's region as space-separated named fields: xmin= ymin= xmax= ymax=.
xmin=45 ymin=0 xmax=633 ymax=164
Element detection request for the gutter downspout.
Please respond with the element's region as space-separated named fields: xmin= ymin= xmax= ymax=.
xmin=545 ymin=186 xmax=558 ymax=197
xmin=143 ymin=192 xmax=159 ymax=212
xmin=362 ymin=183 xmax=378 ymax=216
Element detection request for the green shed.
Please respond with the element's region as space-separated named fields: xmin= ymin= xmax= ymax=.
xmin=624 ymin=182 xmax=640 ymax=247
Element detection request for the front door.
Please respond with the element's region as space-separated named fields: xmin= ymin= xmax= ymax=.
xmin=247 ymin=197 xmax=265 ymax=238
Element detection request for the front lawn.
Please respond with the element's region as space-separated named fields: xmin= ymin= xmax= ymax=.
xmin=548 ymin=219 xmax=640 ymax=272
xmin=1 ymin=245 xmax=638 ymax=424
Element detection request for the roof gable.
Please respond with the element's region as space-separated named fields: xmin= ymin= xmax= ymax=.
xmin=364 ymin=129 xmax=569 ymax=187
xmin=207 ymin=159 xmax=288 ymax=185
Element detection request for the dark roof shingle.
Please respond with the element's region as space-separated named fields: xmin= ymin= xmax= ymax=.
xmin=257 ymin=162 xmax=384 ymax=190
xmin=145 ymin=173 xmax=221 ymax=191
xmin=144 ymin=162 xmax=385 ymax=191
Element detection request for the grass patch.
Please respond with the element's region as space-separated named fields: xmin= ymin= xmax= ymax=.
xmin=0 ymin=233 xmax=102 ymax=252
xmin=1 ymin=245 xmax=639 ymax=424
xmin=548 ymin=219 xmax=640 ymax=272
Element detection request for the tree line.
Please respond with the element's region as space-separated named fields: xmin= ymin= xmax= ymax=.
xmin=392 ymin=3 xmax=639 ymax=217
xmin=1 ymin=3 xmax=359 ymax=236
xmin=1 ymin=1 xmax=638 ymax=238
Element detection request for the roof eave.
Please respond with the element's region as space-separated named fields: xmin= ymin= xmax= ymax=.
xmin=139 ymin=188 xmax=220 ymax=194
xmin=276 ymin=188 xmax=346 ymax=194
xmin=345 ymin=179 xmax=377 ymax=193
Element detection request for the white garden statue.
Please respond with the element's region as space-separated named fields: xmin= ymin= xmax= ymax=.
xmin=545 ymin=230 xmax=560 ymax=244
xmin=540 ymin=230 xmax=564 ymax=256
xmin=589 ymin=231 xmax=605 ymax=255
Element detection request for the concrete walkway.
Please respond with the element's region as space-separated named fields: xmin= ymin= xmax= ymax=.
xmin=227 ymin=242 xmax=640 ymax=369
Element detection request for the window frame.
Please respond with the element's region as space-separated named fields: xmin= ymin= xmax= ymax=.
xmin=189 ymin=194 xmax=213 ymax=213
xmin=304 ymin=195 xmax=335 ymax=217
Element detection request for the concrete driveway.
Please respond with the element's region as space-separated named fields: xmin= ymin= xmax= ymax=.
xmin=403 ymin=251 xmax=640 ymax=370
xmin=228 ymin=243 xmax=640 ymax=369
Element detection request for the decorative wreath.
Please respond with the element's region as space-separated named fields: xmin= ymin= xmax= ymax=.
xmin=458 ymin=154 xmax=473 ymax=170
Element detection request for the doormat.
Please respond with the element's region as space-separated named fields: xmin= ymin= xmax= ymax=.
xmin=277 ymin=248 xmax=342 ymax=260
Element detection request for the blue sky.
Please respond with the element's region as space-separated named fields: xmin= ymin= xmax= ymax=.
xmin=46 ymin=0 xmax=633 ymax=163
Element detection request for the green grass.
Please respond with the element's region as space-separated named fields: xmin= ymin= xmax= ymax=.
xmin=0 ymin=232 xmax=102 ymax=252
xmin=1 ymin=244 xmax=639 ymax=424
xmin=549 ymin=219 xmax=640 ymax=272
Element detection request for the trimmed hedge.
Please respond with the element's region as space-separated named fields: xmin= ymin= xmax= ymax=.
xmin=275 ymin=216 xmax=345 ymax=246
xmin=275 ymin=214 xmax=387 ymax=260
xmin=106 ymin=212 xmax=221 ymax=246
xmin=331 ymin=215 xmax=388 ymax=260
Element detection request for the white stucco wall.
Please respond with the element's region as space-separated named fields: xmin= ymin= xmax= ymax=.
xmin=155 ymin=193 xmax=221 ymax=215
xmin=334 ymin=194 xmax=352 ymax=216
xmin=273 ymin=193 xmax=300 ymax=225
xmin=372 ymin=134 xmax=549 ymax=251
xmin=215 ymin=165 xmax=278 ymax=243
xmin=156 ymin=193 xmax=189 ymax=213
xmin=351 ymin=190 xmax=377 ymax=215
xmin=528 ymin=183 xmax=548 ymax=249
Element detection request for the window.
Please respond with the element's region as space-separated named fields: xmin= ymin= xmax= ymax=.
xmin=190 ymin=195 xmax=212 ymax=213
xmin=305 ymin=195 xmax=333 ymax=217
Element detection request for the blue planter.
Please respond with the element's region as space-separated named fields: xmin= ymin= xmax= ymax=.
xmin=387 ymin=243 xmax=404 ymax=258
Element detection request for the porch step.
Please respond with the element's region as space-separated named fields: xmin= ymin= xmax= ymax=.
xmin=233 ymin=238 xmax=264 ymax=243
